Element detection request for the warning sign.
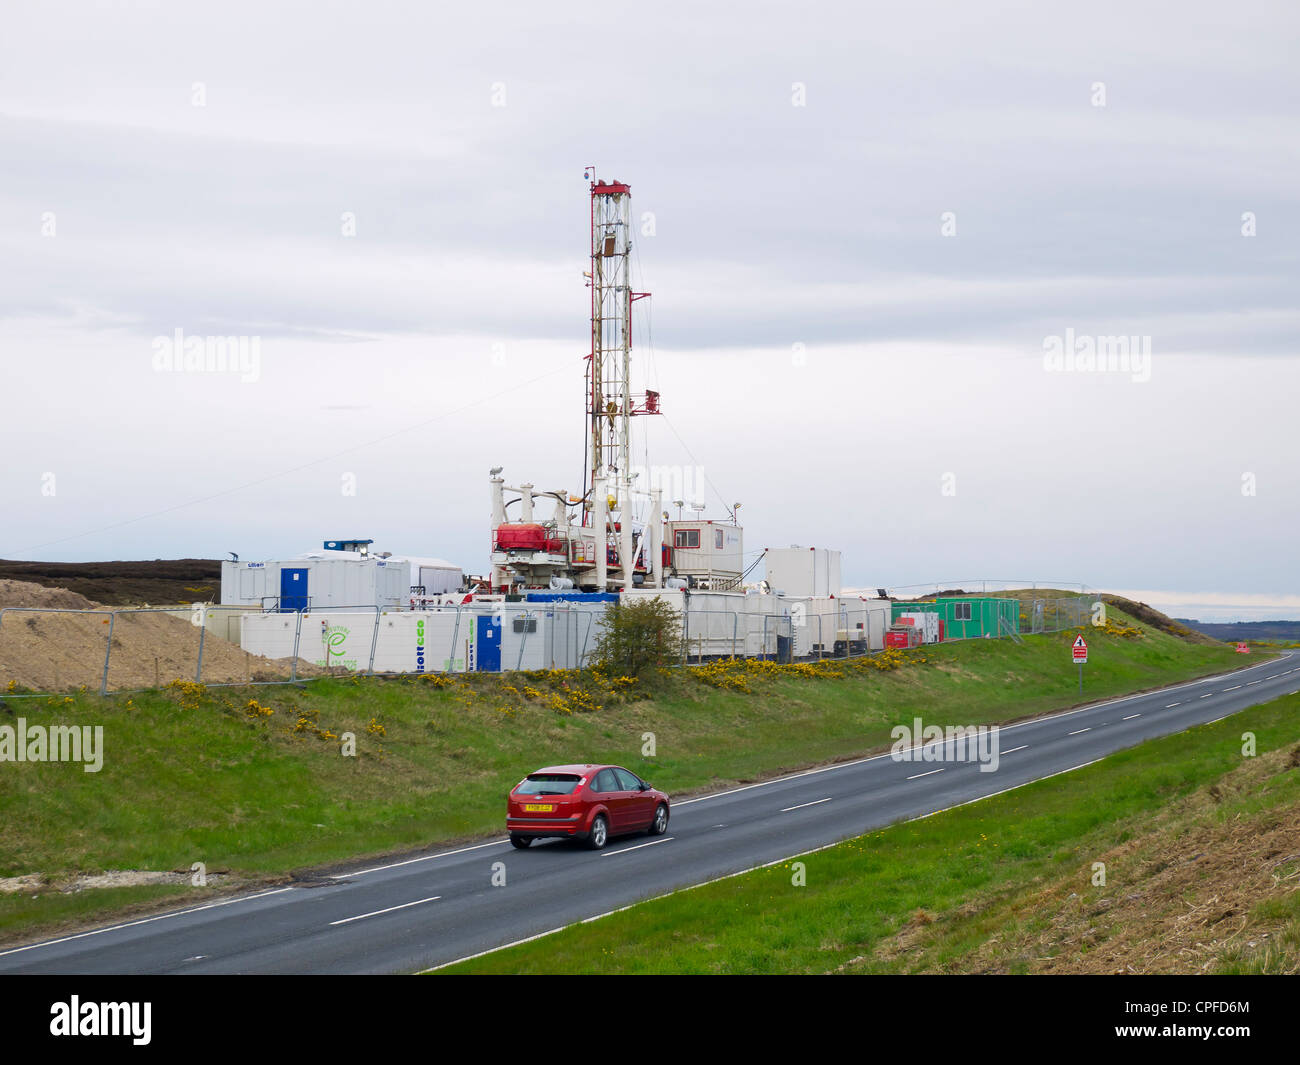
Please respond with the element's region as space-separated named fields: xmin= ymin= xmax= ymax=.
xmin=1072 ymin=635 xmax=1088 ymax=664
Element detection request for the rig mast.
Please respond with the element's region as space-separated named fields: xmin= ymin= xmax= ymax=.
xmin=491 ymin=171 xmax=701 ymax=595
xmin=585 ymin=176 xmax=656 ymax=537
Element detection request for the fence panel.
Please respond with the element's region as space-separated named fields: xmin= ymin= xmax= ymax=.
xmin=104 ymin=607 xmax=201 ymax=692
xmin=0 ymin=607 xmax=113 ymax=694
xmin=0 ymin=592 xmax=1109 ymax=694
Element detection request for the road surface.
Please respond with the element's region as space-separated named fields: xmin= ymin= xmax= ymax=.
xmin=2 ymin=650 xmax=1296 ymax=974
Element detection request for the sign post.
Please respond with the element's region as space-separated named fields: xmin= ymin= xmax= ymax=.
xmin=1072 ymin=634 xmax=1088 ymax=694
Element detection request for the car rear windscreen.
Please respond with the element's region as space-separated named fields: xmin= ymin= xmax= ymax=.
xmin=516 ymin=773 xmax=582 ymax=795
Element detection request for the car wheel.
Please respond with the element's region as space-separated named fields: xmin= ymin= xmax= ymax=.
xmin=509 ymin=834 xmax=532 ymax=849
xmin=586 ymin=814 xmax=609 ymax=850
xmin=647 ymin=803 xmax=669 ymax=836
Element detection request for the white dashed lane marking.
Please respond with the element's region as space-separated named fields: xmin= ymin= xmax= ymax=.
xmin=600 ymin=837 xmax=674 ymax=858
xmin=330 ymin=895 xmax=441 ymax=926
xmin=781 ymin=798 xmax=832 ymax=813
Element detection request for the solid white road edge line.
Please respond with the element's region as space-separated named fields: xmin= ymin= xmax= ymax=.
xmin=0 ymin=887 xmax=296 ymax=959
xmin=331 ymin=839 xmax=507 ymax=879
xmin=15 ymin=652 xmax=1293 ymax=967
xmin=672 ymin=656 xmax=1282 ymax=809
xmin=421 ymin=756 xmax=1110 ymax=973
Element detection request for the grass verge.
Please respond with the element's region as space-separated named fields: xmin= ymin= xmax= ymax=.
xmin=0 ymin=606 xmax=1250 ymax=943
xmin=438 ymin=691 xmax=1300 ymax=974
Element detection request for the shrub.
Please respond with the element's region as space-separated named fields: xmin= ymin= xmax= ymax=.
xmin=590 ymin=597 xmax=682 ymax=678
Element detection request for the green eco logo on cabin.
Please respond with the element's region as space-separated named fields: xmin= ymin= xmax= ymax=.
xmin=320 ymin=624 xmax=356 ymax=670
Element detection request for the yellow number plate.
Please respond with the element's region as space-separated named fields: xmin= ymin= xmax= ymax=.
xmin=523 ymin=803 xmax=554 ymax=812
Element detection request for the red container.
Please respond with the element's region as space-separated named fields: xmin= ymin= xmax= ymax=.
xmin=495 ymin=524 xmax=547 ymax=551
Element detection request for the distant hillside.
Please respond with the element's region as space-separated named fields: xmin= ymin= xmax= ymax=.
xmin=948 ymin=589 xmax=1222 ymax=647
xmin=1098 ymin=595 xmax=1221 ymax=645
xmin=1176 ymin=619 xmax=1300 ymax=642
xmin=0 ymin=558 xmax=221 ymax=606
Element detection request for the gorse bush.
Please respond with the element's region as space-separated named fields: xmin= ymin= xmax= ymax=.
xmin=590 ymin=597 xmax=682 ymax=678
xmin=692 ymin=648 xmax=925 ymax=692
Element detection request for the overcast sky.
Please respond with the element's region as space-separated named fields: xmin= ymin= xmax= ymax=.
xmin=1 ymin=1 xmax=1296 ymax=621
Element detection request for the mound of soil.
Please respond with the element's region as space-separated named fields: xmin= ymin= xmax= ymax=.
xmin=0 ymin=579 xmax=330 ymax=692
xmin=0 ymin=578 xmax=99 ymax=611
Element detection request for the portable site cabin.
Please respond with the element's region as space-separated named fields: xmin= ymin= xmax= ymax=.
xmin=890 ymin=596 xmax=1020 ymax=640
xmin=305 ymin=548 xmax=462 ymax=599
xmin=221 ymin=556 xmax=410 ymax=613
xmin=621 ymin=588 xmax=890 ymax=660
xmin=764 ymin=547 xmax=842 ymax=599
xmin=665 ymin=520 xmax=744 ymax=589
xmin=798 ymin=596 xmax=891 ymax=654
xmin=386 ymin=555 xmax=463 ymax=598
xmin=239 ymin=596 xmax=610 ymax=674
xmin=222 ymin=546 xmax=463 ymax=615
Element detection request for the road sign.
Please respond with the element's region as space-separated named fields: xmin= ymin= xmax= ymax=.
xmin=1235 ymin=642 xmax=1251 ymax=654
xmin=1072 ymin=635 xmax=1088 ymax=663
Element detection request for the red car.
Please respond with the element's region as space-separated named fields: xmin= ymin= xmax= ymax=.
xmin=507 ymin=764 xmax=670 ymax=850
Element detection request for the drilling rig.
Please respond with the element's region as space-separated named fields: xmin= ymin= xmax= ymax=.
xmin=489 ymin=172 xmax=742 ymax=594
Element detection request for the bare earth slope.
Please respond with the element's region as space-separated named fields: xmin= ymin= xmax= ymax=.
xmin=0 ymin=579 xmax=324 ymax=691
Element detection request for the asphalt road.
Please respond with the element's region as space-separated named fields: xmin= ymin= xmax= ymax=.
xmin=3 ymin=650 xmax=1296 ymax=974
